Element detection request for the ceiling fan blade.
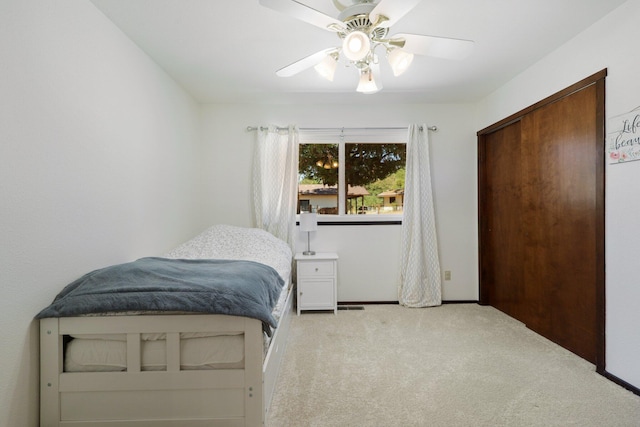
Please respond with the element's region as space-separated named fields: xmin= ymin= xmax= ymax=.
xmin=259 ymin=0 xmax=345 ymax=32
xmin=276 ymin=48 xmax=336 ymax=77
xmin=369 ymin=0 xmax=422 ymax=28
xmin=392 ymin=33 xmax=474 ymax=60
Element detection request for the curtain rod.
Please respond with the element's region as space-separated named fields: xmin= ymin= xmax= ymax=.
xmin=245 ymin=125 xmax=438 ymax=132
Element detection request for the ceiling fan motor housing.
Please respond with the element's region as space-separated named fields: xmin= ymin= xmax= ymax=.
xmin=338 ymin=4 xmax=388 ymax=40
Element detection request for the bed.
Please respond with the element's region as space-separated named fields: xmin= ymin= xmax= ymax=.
xmin=38 ymin=225 xmax=294 ymax=427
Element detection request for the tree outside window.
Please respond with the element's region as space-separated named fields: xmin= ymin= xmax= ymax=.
xmin=298 ymin=142 xmax=406 ymax=216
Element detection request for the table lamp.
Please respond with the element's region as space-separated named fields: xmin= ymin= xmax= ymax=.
xmin=299 ymin=212 xmax=317 ymax=255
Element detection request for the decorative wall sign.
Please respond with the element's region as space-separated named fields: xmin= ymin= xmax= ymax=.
xmin=607 ymin=107 xmax=640 ymax=165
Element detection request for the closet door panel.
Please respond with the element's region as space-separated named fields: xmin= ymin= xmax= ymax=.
xmin=524 ymin=85 xmax=598 ymax=362
xmin=480 ymin=121 xmax=525 ymax=321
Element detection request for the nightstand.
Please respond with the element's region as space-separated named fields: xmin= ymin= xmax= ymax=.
xmin=295 ymin=252 xmax=338 ymax=315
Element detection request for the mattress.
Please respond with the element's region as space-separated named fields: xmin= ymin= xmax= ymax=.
xmin=65 ymin=334 xmax=244 ymax=372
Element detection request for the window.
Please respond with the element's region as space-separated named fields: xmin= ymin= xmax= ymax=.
xmin=298 ymin=129 xmax=406 ymax=219
xmin=298 ymin=143 xmax=339 ymax=215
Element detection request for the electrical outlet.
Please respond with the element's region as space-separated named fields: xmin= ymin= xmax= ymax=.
xmin=444 ymin=270 xmax=451 ymax=281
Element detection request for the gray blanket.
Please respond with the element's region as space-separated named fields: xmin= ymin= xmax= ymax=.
xmin=36 ymin=257 xmax=284 ymax=333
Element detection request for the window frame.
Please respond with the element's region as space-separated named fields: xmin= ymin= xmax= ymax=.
xmin=297 ymin=129 xmax=407 ymax=224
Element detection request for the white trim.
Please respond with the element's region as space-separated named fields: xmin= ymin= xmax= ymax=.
xmin=296 ymin=214 xmax=403 ymax=223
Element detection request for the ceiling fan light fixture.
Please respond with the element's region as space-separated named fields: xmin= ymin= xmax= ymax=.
xmin=387 ymin=48 xmax=414 ymax=76
xmin=259 ymin=0 xmax=474 ymax=95
xmin=314 ymin=52 xmax=338 ymax=81
xmin=343 ymin=30 xmax=371 ymax=61
xmin=356 ymin=69 xmax=380 ymax=94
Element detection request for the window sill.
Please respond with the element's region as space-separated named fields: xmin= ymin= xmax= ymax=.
xmin=296 ymin=214 xmax=403 ymax=225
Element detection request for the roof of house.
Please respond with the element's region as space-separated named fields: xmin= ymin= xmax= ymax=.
xmin=299 ymin=184 xmax=369 ymax=197
xmin=377 ymin=189 xmax=405 ymax=197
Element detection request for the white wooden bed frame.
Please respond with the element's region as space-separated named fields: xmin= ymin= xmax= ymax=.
xmin=40 ymin=287 xmax=293 ymax=427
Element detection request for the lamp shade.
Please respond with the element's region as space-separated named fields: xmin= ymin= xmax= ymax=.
xmin=299 ymin=212 xmax=318 ymax=232
xmin=387 ymin=48 xmax=414 ymax=76
xmin=356 ymin=69 xmax=381 ymax=94
xmin=314 ymin=53 xmax=338 ymax=81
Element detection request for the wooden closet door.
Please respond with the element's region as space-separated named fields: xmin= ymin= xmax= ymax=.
xmin=479 ymin=70 xmax=605 ymax=367
xmin=480 ymin=121 xmax=525 ymax=321
xmin=520 ymin=85 xmax=598 ymax=362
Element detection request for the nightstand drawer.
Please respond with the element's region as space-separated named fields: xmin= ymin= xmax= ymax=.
xmin=298 ymin=260 xmax=334 ymax=276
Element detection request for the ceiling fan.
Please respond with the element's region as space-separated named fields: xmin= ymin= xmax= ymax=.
xmin=259 ymin=0 xmax=474 ymax=94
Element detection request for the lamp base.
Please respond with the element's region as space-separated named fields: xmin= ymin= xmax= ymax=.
xmin=302 ymin=250 xmax=316 ymax=256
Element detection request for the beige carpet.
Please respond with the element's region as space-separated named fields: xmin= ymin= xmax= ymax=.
xmin=266 ymin=304 xmax=640 ymax=427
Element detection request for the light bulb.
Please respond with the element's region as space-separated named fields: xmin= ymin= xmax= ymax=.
xmin=343 ymin=31 xmax=371 ymax=61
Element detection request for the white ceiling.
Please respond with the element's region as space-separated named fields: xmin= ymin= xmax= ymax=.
xmin=90 ymin=0 xmax=625 ymax=105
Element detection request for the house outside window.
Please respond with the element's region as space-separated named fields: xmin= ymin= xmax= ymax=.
xmin=298 ymin=129 xmax=406 ymax=221
xmin=298 ymin=199 xmax=311 ymax=213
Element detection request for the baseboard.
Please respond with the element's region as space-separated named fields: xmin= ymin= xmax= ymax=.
xmin=337 ymin=300 xmax=480 ymax=305
xmin=602 ymin=370 xmax=640 ymax=396
xmin=442 ymin=300 xmax=480 ymax=304
xmin=338 ymin=301 xmax=398 ymax=305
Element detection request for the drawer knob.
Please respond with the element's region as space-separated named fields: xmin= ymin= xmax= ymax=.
xmin=315 ymin=268 xmax=318 ymax=272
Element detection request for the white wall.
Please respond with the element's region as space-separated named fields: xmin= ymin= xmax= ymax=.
xmin=201 ymin=103 xmax=478 ymax=302
xmin=0 ymin=1 xmax=203 ymax=425
xmin=476 ymin=0 xmax=640 ymax=390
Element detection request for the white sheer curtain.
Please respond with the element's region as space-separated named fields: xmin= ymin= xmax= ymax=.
xmin=252 ymin=125 xmax=299 ymax=251
xmin=399 ymin=124 xmax=442 ymax=307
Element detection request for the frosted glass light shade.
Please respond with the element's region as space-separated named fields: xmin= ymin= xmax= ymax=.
xmin=314 ymin=54 xmax=338 ymax=81
xmin=299 ymin=212 xmax=318 ymax=232
xmin=343 ymin=31 xmax=371 ymax=61
xmin=387 ymin=48 xmax=414 ymax=76
xmin=356 ymin=69 xmax=381 ymax=94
